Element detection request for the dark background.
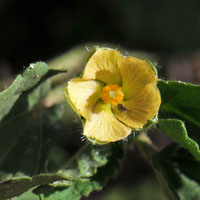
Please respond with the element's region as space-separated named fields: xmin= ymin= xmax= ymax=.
xmin=1 ymin=0 xmax=200 ymax=74
xmin=1 ymin=1 xmax=200 ymax=199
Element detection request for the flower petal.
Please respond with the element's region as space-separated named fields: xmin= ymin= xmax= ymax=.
xmin=66 ymin=78 xmax=103 ymax=120
xmin=83 ymin=102 xmax=131 ymax=143
xmin=113 ymin=83 xmax=161 ymax=129
xmin=119 ymin=57 xmax=157 ymax=100
xmin=82 ymin=48 xmax=122 ymax=85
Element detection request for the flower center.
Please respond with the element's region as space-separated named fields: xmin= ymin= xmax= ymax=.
xmin=102 ymin=84 xmax=124 ymax=106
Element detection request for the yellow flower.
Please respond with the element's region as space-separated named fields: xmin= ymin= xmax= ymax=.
xmin=65 ymin=47 xmax=161 ymax=144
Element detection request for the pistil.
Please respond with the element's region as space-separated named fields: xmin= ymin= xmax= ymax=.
xmin=102 ymin=84 xmax=124 ymax=106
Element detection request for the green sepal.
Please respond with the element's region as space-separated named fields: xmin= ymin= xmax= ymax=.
xmin=141 ymin=114 xmax=158 ymax=131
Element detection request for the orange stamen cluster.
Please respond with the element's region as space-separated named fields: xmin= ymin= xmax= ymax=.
xmin=102 ymin=84 xmax=124 ymax=106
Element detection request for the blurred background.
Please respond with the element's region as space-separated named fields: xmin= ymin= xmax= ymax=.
xmin=1 ymin=0 xmax=200 ymax=199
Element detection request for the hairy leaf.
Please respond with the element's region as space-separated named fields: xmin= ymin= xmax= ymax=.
xmin=0 ymin=91 xmax=65 ymax=181
xmin=0 ymin=62 xmax=48 ymax=121
xmin=158 ymin=119 xmax=200 ymax=161
xmin=0 ymin=173 xmax=67 ymax=199
xmin=158 ymin=80 xmax=200 ymax=128
xmin=0 ymin=63 xmax=67 ymax=199
xmin=34 ymin=144 xmax=123 ymax=200
xmin=137 ymin=136 xmax=200 ymax=200
xmin=13 ymin=189 xmax=40 ymax=200
xmin=154 ymin=144 xmax=200 ymax=200
xmin=0 ymin=62 xmax=66 ymax=122
xmin=0 ymin=141 xmax=123 ymax=199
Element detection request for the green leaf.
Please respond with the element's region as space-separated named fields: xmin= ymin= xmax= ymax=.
xmin=137 ymin=136 xmax=200 ymax=200
xmin=0 ymin=173 xmax=67 ymax=200
xmin=13 ymin=189 xmax=40 ymax=200
xmin=34 ymin=144 xmax=123 ymax=200
xmin=153 ymin=153 xmax=200 ymax=200
xmin=154 ymin=144 xmax=200 ymax=200
xmin=0 ymin=97 xmax=65 ymax=176
xmin=59 ymin=145 xmax=112 ymax=180
xmin=157 ymin=80 xmax=200 ymax=128
xmin=0 ymin=142 xmax=123 ymax=199
xmin=0 ymin=62 xmax=67 ymax=199
xmin=178 ymin=174 xmax=200 ymax=200
xmin=173 ymin=147 xmax=200 ymax=183
xmin=34 ymin=181 xmax=99 ymax=200
xmin=0 ymin=62 xmax=48 ymax=121
xmin=158 ymin=119 xmax=200 ymax=161
xmin=0 ymin=103 xmax=67 ymax=198
xmin=136 ymin=135 xmax=178 ymax=200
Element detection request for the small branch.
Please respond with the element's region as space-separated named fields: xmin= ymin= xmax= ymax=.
xmin=135 ymin=132 xmax=158 ymax=160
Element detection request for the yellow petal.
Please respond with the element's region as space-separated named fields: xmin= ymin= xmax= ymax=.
xmin=113 ymin=83 xmax=161 ymax=129
xmin=66 ymin=78 xmax=103 ymax=120
xmin=119 ymin=57 xmax=157 ymax=100
xmin=83 ymin=102 xmax=131 ymax=143
xmin=82 ymin=48 xmax=122 ymax=85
